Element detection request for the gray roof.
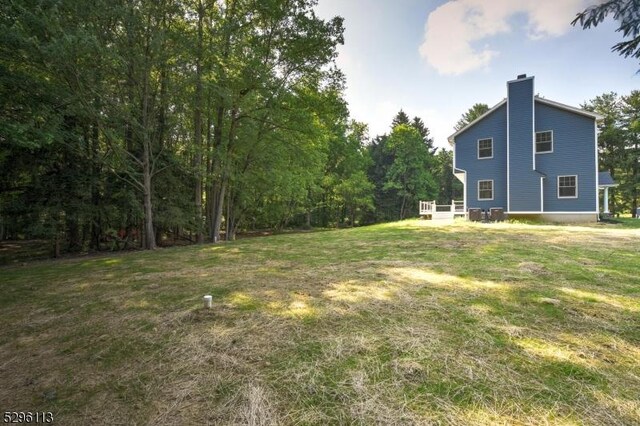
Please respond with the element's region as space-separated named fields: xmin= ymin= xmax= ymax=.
xmin=598 ymin=171 xmax=617 ymax=187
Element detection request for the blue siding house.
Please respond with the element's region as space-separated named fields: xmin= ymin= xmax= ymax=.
xmin=450 ymin=74 xmax=608 ymax=222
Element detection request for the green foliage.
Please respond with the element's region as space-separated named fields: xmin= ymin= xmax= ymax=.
xmin=367 ymin=111 xmax=439 ymax=221
xmin=433 ymin=148 xmax=463 ymax=204
xmin=583 ymin=91 xmax=640 ymax=216
xmin=0 ymin=0 xmax=362 ymax=253
xmin=383 ymin=124 xmax=437 ymax=219
xmin=572 ymin=0 xmax=640 ymax=68
xmin=454 ymin=103 xmax=490 ymax=131
xmin=314 ymin=117 xmax=374 ymax=227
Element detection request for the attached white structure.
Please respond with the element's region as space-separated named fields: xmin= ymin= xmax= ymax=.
xmin=598 ymin=171 xmax=618 ymax=214
xmin=419 ymin=200 xmax=465 ymax=220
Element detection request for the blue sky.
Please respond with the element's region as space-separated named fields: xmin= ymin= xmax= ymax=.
xmin=315 ymin=0 xmax=639 ymax=149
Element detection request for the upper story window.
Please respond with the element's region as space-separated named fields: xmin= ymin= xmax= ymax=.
xmin=478 ymin=138 xmax=493 ymax=159
xmin=536 ymin=131 xmax=553 ymax=153
xmin=478 ymin=179 xmax=493 ymax=200
xmin=557 ymin=175 xmax=577 ymax=198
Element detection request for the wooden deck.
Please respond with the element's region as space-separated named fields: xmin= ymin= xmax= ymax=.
xmin=419 ymin=200 xmax=465 ymax=219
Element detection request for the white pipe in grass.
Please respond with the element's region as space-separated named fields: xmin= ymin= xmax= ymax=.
xmin=203 ymin=295 xmax=212 ymax=309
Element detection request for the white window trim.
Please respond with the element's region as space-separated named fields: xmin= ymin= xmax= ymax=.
xmin=477 ymin=138 xmax=493 ymax=159
xmin=478 ymin=179 xmax=494 ymax=201
xmin=557 ymin=175 xmax=578 ymax=199
xmin=535 ymin=130 xmax=553 ymax=154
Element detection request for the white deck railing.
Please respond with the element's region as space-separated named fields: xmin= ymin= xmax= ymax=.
xmin=419 ymin=200 xmax=465 ymax=216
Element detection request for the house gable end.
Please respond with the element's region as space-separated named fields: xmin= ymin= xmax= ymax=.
xmin=448 ymin=100 xmax=506 ymax=144
xmin=453 ymin=103 xmax=507 ymax=211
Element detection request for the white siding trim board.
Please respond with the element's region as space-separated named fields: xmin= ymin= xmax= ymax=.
xmin=540 ymin=176 xmax=544 ymax=212
xmin=535 ymin=97 xmax=604 ymax=121
xmin=532 ymin=79 xmax=536 ymax=171
xmin=506 ymin=82 xmax=510 ymax=212
xmin=594 ymin=121 xmax=599 ymax=213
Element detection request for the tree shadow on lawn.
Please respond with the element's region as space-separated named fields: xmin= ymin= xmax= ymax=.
xmin=194 ymin=260 xmax=640 ymax=424
xmin=1 ymin=221 xmax=639 ymax=424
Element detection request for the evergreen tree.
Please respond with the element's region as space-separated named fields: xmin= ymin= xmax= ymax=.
xmin=582 ymin=93 xmax=626 ymax=214
xmin=454 ymin=103 xmax=489 ymax=131
xmin=433 ymin=149 xmax=463 ymax=204
xmin=572 ymin=0 xmax=640 ymax=70
xmin=583 ymin=91 xmax=640 ymax=217
xmin=621 ymin=91 xmax=640 ymax=216
xmin=367 ymin=134 xmax=398 ymax=222
xmin=391 ymin=110 xmax=410 ymax=127
xmin=384 ymin=124 xmax=437 ymax=219
xmin=411 ymin=116 xmax=437 ymax=154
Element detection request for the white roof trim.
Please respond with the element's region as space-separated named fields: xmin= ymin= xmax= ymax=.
xmin=448 ymin=99 xmax=506 ymax=144
xmin=534 ymin=97 xmax=605 ymax=121
xmin=448 ymin=94 xmax=605 ymax=145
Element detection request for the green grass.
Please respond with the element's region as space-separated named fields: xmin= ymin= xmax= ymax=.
xmin=602 ymin=216 xmax=640 ymax=229
xmin=0 ymin=240 xmax=51 ymax=265
xmin=1 ymin=220 xmax=639 ymax=424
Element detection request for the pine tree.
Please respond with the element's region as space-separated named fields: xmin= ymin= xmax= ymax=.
xmin=572 ymin=0 xmax=640 ymax=70
xmin=454 ymin=103 xmax=490 ymax=131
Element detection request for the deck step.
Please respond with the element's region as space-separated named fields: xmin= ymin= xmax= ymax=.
xmin=432 ymin=211 xmax=455 ymax=220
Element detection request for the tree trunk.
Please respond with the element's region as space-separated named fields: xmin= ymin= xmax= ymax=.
xmin=205 ymin=114 xmax=213 ymax=240
xmin=633 ymin=141 xmax=639 ymax=218
xmin=66 ymin=217 xmax=81 ymax=253
xmin=88 ymin=105 xmax=102 ymax=251
xmin=194 ymin=0 xmax=205 ymax=244
xmin=212 ymin=179 xmax=227 ymax=242
xmin=142 ymin=161 xmax=156 ymax=249
xmin=155 ymin=225 xmax=162 ymax=247
xmin=225 ymin=188 xmax=235 ymax=241
xmin=52 ymin=213 xmax=63 ymax=258
xmin=53 ymin=235 xmax=61 ymax=259
xmin=142 ymin=119 xmax=156 ymax=249
xmin=209 ymin=102 xmax=225 ymax=241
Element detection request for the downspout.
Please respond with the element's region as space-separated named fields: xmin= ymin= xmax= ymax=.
xmin=506 ymin=87 xmax=510 ymax=212
xmin=594 ymin=119 xmax=600 ymax=220
xmin=540 ymin=176 xmax=545 ymax=212
xmin=463 ymin=172 xmax=467 ymax=213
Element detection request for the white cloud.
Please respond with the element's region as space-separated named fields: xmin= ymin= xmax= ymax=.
xmin=419 ymin=0 xmax=588 ymax=75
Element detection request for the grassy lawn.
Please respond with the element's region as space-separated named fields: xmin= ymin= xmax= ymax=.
xmin=1 ymin=220 xmax=639 ymax=425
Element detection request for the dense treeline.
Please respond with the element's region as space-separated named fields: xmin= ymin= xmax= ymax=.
xmin=0 ymin=0 xmax=453 ymax=256
xmin=7 ymin=2 xmax=635 ymax=259
xmin=367 ymin=110 xmax=461 ymax=222
xmin=583 ymin=91 xmax=640 ymax=217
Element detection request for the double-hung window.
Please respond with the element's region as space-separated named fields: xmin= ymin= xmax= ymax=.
xmin=478 ymin=180 xmax=493 ymax=201
xmin=557 ymin=175 xmax=577 ymax=198
xmin=536 ymin=131 xmax=553 ymax=153
xmin=478 ymin=138 xmax=493 ymax=159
